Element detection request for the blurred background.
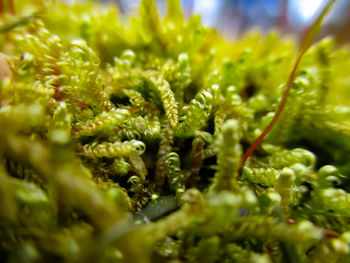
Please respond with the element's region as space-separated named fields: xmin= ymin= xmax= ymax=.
xmin=94 ymin=0 xmax=350 ymax=43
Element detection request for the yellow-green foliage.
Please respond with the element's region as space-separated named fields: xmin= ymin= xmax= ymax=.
xmin=0 ymin=0 xmax=350 ymax=262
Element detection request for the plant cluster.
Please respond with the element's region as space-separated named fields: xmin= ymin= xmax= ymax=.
xmin=1 ymin=0 xmax=350 ymax=262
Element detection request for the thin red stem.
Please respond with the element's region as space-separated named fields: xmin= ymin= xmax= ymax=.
xmin=287 ymin=218 xmax=340 ymax=238
xmin=237 ymin=0 xmax=337 ymax=176
xmin=238 ymin=56 xmax=301 ymax=175
xmin=8 ymin=0 xmax=15 ymax=15
xmin=0 ymin=0 xmax=4 ymax=15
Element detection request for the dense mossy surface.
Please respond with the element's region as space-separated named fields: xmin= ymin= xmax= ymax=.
xmin=1 ymin=0 xmax=350 ymax=262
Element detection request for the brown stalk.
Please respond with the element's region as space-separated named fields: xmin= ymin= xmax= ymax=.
xmin=237 ymin=0 xmax=337 ymax=176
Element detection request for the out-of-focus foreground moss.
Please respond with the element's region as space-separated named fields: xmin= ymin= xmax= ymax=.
xmin=1 ymin=0 xmax=350 ymax=262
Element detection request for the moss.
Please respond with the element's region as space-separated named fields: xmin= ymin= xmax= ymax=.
xmin=0 ymin=0 xmax=350 ymax=262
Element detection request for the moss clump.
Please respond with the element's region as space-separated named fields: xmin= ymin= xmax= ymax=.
xmin=1 ymin=0 xmax=350 ymax=262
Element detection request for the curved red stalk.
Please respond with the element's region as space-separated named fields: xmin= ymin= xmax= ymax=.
xmin=0 ymin=1 xmax=3 ymax=15
xmin=287 ymin=218 xmax=340 ymax=238
xmin=237 ymin=0 xmax=337 ymax=176
xmin=8 ymin=0 xmax=15 ymax=15
xmin=0 ymin=0 xmax=15 ymax=15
